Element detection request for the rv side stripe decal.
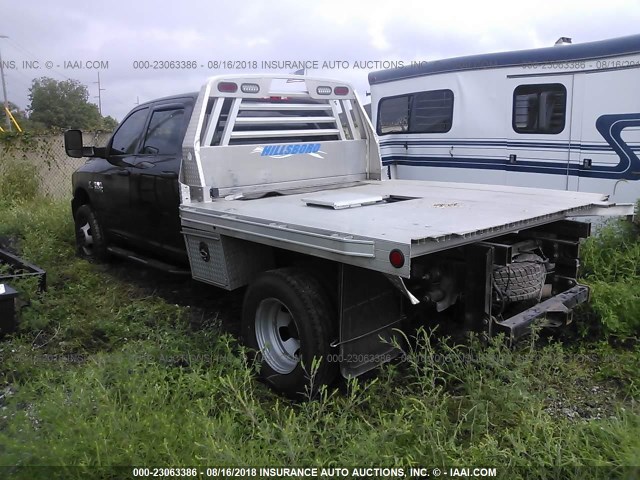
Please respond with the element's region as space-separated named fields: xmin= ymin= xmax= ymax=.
xmin=381 ymin=113 xmax=640 ymax=180
xmin=379 ymin=140 xmax=638 ymax=152
xmin=596 ymin=113 xmax=640 ymax=175
xmin=381 ymin=155 xmax=638 ymax=179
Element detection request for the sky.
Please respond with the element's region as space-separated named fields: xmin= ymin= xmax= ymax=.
xmin=1 ymin=0 xmax=639 ymax=122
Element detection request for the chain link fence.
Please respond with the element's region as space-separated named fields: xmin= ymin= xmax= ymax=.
xmin=0 ymin=131 xmax=113 ymax=200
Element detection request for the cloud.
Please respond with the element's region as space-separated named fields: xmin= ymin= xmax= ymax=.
xmin=0 ymin=0 xmax=638 ymax=121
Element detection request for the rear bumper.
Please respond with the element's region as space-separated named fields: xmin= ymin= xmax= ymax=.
xmin=492 ymin=284 xmax=590 ymax=342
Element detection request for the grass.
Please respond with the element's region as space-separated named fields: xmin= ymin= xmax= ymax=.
xmin=580 ymin=217 xmax=640 ymax=337
xmin=0 ymin=161 xmax=39 ymax=205
xmin=0 ymin=189 xmax=638 ymax=479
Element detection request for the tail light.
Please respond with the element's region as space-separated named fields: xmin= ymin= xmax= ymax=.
xmin=241 ymin=83 xmax=260 ymax=93
xmin=389 ymin=249 xmax=405 ymax=268
xmin=217 ymin=82 xmax=238 ymax=93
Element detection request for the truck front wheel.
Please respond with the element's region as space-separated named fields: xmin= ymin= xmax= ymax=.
xmin=74 ymin=205 xmax=108 ymax=261
xmin=242 ymin=268 xmax=337 ymax=397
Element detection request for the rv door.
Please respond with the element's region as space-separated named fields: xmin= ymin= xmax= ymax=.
xmin=570 ymin=69 xmax=640 ymax=204
xmin=506 ymin=76 xmax=575 ymax=191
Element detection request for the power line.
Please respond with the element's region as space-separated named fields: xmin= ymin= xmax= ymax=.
xmin=3 ymin=36 xmax=138 ymax=120
xmin=5 ymin=37 xmax=74 ymax=82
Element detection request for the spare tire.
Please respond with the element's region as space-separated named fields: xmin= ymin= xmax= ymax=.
xmin=493 ymin=254 xmax=546 ymax=303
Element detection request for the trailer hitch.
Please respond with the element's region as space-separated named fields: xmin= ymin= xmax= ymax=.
xmin=491 ymin=284 xmax=590 ymax=343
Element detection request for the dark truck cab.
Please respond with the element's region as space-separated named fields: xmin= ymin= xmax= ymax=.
xmin=67 ymin=93 xmax=197 ymax=269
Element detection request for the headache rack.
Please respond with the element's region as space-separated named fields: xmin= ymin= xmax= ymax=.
xmin=179 ymin=75 xmax=381 ymax=202
xmin=204 ymin=97 xmax=343 ymax=146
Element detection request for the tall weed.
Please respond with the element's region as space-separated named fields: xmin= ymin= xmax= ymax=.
xmin=0 ymin=159 xmax=39 ymax=205
xmin=580 ymin=213 xmax=640 ymax=337
xmin=0 ymin=196 xmax=637 ymax=477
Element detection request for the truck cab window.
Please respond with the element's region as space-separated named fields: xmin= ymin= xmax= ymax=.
xmin=110 ymin=108 xmax=149 ymax=155
xmin=142 ymin=108 xmax=185 ymax=155
xmin=513 ymin=84 xmax=566 ymax=134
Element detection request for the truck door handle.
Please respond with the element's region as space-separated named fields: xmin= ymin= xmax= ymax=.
xmin=159 ymin=171 xmax=178 ymax=179
xmin=115 ymin=169 xmax=130 ymax=176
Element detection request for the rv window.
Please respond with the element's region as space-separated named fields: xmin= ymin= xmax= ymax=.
xmin=410 ymin=89 xmax=454 ymax=133
xmin=513 ymin=84 xmax=566 ymax=134
xmin=378 ymin=95 xmax=410 ymax=134
xmin=378 ymin=89 xmax=454 ymax=135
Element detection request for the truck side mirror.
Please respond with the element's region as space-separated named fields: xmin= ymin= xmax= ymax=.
xmin=64 ymin=129 xmax=98 ymax=158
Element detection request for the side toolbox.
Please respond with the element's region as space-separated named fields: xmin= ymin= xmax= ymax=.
xmin=183 ymin=230 xmax=274 ymax=290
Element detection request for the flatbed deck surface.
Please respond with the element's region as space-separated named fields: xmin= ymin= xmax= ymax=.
xmin=181 ymin=180 xmax=607 ymax=246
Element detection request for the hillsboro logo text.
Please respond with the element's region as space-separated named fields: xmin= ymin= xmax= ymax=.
xmin=252 ymin=144 xmax=325 ymax=159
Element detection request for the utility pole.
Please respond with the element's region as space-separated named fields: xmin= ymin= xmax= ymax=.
xmin=94 ymin=71 xmax=105 ymax=115
xmin=0 ymin=35 xmax=11 ymax=131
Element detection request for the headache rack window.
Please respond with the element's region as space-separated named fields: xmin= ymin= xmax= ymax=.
xmin=512 ymin=84 xmax=567 ymax=134
xmin=202 ymin=97 xmax=344 ymax=146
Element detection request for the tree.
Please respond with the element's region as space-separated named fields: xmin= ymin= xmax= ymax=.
xmin=101 ymin=115 xmax=119 ymax=131
xmin=28 ymin=77 xmax=104 ymax=130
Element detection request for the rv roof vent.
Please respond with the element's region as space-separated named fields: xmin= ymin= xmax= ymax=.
xmin=554 ymin=37 xmax=572 ymax=46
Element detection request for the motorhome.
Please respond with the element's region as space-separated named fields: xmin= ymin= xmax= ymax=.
xmin=368 ymin=34 xmax=640 ymax=205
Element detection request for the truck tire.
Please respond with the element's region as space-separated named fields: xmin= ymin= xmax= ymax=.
xmin=493 ymin=254 xmax=546 ymax=303
xmin=242 ymin=268 xmax=337 ymax=398
xmin=74 ymin=204 xmax=108 ymax=261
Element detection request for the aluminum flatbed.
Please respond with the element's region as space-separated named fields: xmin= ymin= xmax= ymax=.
xmin=181 ymin=179 xmax=614 ymax=277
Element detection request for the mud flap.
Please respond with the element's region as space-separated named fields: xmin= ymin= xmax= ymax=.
xmin=336 ymin=264 xmax=404 ymax=378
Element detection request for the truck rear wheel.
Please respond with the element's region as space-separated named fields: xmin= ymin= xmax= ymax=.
xmin=242 ymin=268 xmax=337 ymax=397
xmin=74 ymin=205 xmax=108 ymax=261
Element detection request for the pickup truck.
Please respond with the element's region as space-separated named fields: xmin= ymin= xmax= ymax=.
xmin=64 ymin=74 xmax=633 ymax=397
